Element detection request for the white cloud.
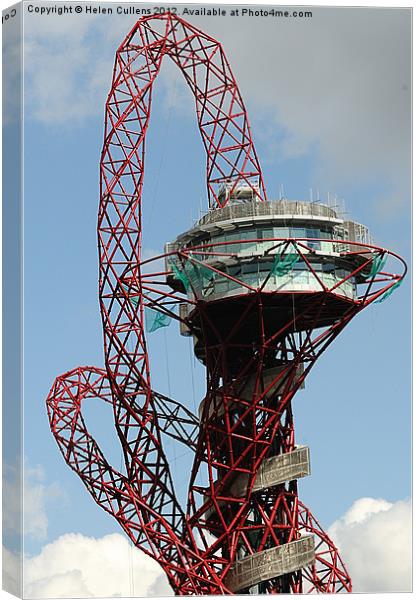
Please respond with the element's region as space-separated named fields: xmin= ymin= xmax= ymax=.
xmin=3 ymin=462 xmax=171 ymax=597
xmin=3 ymin=462 xmax=63 ymax=542
xmin=19 ymin=533 xmax=173 ymax=598
xmin=3 ymin=545 xmax=21 ymax=597
xmin=23 ymin=12 xmax=140 ymax=125
xmin=222 ymin=10 xmax=410 ymax=189
xmin=3 ymin=495 xmax=411 ymax=596
xmin=22 ymin=8 xmax=410 ymax=198
xmin=24 ymin=36 xmax=112 ymax=125
xmin=328 ymin=497 xmax=412 ymax=592
xmin=24 ymin=465 xmax=63 ymax=541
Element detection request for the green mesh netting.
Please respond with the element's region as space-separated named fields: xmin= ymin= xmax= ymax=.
xmin=375 ymin=279 xmax=403 ymax=304
xmin=188 ymin=259 xmax=215 ymax=286
xmin=145 ymin=307 xmax=172 ymax=332
xmin=366 ymin=253 xmax=387 ymax=279
xmin=184 ymin=261 xmax=201 ymax=288
xmin=170 ymin=257 xmax=215 ymax=292
xmin=270 ymin=251 xmax=299 ymax=276
xmin=170 ymin=260 xmax=191 ymax=291
xmin=123 ymin=287 xmax=171 ymax=331
xmin=122 ymin=284 xmax=139 ymax=307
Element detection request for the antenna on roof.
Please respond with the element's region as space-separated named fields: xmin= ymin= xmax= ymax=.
xmin=329 ymin=193 xmax=340 ymax=213
xmin=339 ymin=197 xmax=347 ymax=218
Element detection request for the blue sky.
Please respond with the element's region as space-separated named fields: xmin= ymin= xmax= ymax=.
xmin=2 ymin=3 xmax=411 ymax=595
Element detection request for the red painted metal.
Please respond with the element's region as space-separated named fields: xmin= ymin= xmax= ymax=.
xmin=46 ymin=14 xmax=406 ymax=595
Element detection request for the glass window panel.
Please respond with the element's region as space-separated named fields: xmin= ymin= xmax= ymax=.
xmin=310 ymin=262 xmax=322 ymax=271
xmin=228 ymin=279 xmax=240 ymax=290
xmin=227 ymin=265 xmax=242 ymax=278
xmin=259 ymin=263 xmax=271 ymax=273
xmin=212 ymin=235 xmax=225 ymax=247
xmin=245 ymin=273 xmax=259 ymax=285
xmin=223 ymin=242 xmax=240 ymax=254
xmin=323 ymin=262 xmax=335 ymax=273
xmin=307 ymin=228 xmax=320 ymax=238
xmin=293 ymin=262 xmax=306 ymax=271
xmin=320 ymin=228 xmax=332 ymax=239
xmin=292 ymin=228 xmax=305 ymax=238
xmin=215 ymin=281 xmax=228 ymax=293
xmin=274 ymin=227 xmax=290 ymax=237
xmin=243 ymin=264 xmax=258 ymax=274
xmin=307 ymin=240 xmax=320 ymax=250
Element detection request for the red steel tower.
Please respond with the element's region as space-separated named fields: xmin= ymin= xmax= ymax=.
xmin=47 ymin=14 xmax=406 ymax=595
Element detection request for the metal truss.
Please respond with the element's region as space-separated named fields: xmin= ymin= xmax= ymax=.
xmin=47 ymin=13 xmax=406 ymax=595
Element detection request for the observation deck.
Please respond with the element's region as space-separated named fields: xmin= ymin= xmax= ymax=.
xmin=166 ymin=200 xmax=372 ymax=300
xmin=165 ymin=198 xmax=374 ymax=362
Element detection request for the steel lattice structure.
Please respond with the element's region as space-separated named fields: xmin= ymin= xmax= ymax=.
xmin=47 ymin=14 xmax=406 ymax=595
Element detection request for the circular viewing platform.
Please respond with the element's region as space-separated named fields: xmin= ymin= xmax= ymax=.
xmin=165 ymin=199 xmax=374 ymax=305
